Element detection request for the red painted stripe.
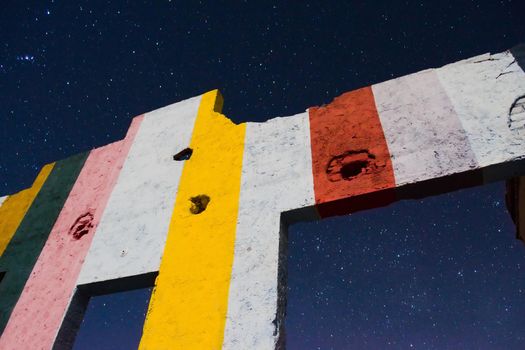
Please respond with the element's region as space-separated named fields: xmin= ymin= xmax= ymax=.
xmin=0 ymin=116 xmax=143 ymax=350
xmin=309 ymin=86 xmax=396 ymax=217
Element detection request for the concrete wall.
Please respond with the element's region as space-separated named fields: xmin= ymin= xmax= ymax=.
xmin=0 ymin=154 xmax=88 ymax=335
xmin=0 ymin=45 xmax=524 ymax=349
xmin=0 ymin=117 xmax=141 ymax=349
xmin=77 ymin=96 xmax=201 ymax=286
xmin=223 ymin=112 xmax=315 ymax=349
xmin=0 ymin=164 xmax=54 ymax=257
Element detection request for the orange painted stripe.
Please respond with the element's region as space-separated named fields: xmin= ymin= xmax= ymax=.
xmin=309 ymin=86 xmax=396 ymax=217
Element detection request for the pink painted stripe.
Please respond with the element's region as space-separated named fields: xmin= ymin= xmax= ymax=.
xmin=0 ymin=116 xmax=144 ymax=350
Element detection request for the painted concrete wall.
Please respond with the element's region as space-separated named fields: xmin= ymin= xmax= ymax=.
xmin=436 ymin=50 xmax=525 ymax=182
xmin=222 ymin=112 xmax=315 ymax=349
xmin=309 ymin=87 xmax=396 ymax=217
xmin=0 ymin=153 xmax=88 ymax=333
xmin=0 ymin=45 xmax=524 ymax=349
xmin=139 ymin=90 xmax=246 ymax=349
xmin=0 ymin=164 xmax=54 ymax=257
xmin=372 ymin=69 xmax=477 ymax=187
xmin=0 ymin=117 xmax=141 ymax=350
xmin=77 ymin=96 xmax=201 ymax=286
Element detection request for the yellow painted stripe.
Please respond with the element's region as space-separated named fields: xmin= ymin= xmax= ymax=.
xmin=0 ymin=163 xmax=54 ymax=256
xmin=139 ymin=90 xmax=246 ymax=350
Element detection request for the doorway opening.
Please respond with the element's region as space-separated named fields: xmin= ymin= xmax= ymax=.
xmin=71 ymin=287 xmax=152 ymax=350
xmin=286 ymin=182 xmax=525 ymax=349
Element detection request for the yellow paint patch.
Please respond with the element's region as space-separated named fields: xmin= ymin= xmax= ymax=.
xmin=0 ymin=163 xmax=54 ymax=256
xmin=139 ymin=90 xmax=246 ymax=349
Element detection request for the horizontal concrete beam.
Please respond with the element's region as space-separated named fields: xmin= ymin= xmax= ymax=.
xmin=0 ymin=45 xmax=524 ymax=349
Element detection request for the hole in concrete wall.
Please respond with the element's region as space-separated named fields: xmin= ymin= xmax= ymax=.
xmin=285 ymin=182 xmax=525 ymax=349
xmin=173 ymin=148 xmax=193 ymax=161
xmin=69 ymin=212 xmax=94 ymax=240
xmin=340 ymin=160 xmax=369 ymax=179
xmin=509 ymin=95 xmax=525 ymax=132
xmin=190 ymin=195 xmax=210 ymax=214
xmin=326 ymin=150 xmax=376 ymax=182
xmin=71 ymin=287 xmax=152 ymax=350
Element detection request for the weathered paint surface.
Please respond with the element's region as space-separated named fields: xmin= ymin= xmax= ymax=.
xmin=437 ymin=51 xmax=525 ymax=182
xmin=222 ymin=112 xmax=315 ymax=349
xmin=78 ymin=96 xmax=201 ymax=285
xmin=309 ymin=87 xmax=396 ymax=217
xmin=372 ymin=69 xmax=478 ymax=187
xmin=0 ymin=46 xmax=525 ymax=349
xmin=0 ymin=118 xmax=142 ymax=350
xmin=0 ymin=164 xmax=54 ymax=256
xmin=139 ymin=90 xmax=246 ymax=349
xmin=0 ymin=197 xmax=7 ymax=207
xmin=0 ymin=153 xmax=88 ymax=333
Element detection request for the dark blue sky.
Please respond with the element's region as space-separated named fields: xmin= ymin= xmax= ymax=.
xmin=287 ymin=182 xmax=525 ymax=349
xmin=1 ymin=1 xmax=525 ymax=349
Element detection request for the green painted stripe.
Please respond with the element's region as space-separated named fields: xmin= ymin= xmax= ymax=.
xmin=0 ymin=152 xmax=89 ymax=333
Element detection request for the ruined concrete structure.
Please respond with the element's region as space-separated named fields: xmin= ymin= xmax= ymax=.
xmin=1 ymin=45 xmax=525 ymax=349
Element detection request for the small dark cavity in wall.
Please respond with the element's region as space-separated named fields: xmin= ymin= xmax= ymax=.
xmin=508 ymin=95 xmax=525 ymax=132
xmin=326 ymin=150 xmax=377 ymax=182
xmin=69 ymin=212 xmax=94 ymax=240
xmin=173 ymin=148 xmax=193 ymax=161
xmin=189 ymin=195 xmax=210 ymax=214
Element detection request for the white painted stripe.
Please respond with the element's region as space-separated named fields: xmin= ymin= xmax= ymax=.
xmin=436 ymin=51 xmax=525 ymax=176
xmin=372 ymin=69 xmax=477 ymax=186
xmin=78 ymin=96 xmax=201 ymax=284
xmin=223 ymin=112 xmax=315 ymax=349
xmin=0 ymin=196 xmax=7 ymax=208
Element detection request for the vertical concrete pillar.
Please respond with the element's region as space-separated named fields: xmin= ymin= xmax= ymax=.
xmin=222 ymin=113 xmax=315 ymax=349
xmin=0 ymin=153 xmax=88 ymax=333
xmin=140 ymin=91 xmax=246 ymax=349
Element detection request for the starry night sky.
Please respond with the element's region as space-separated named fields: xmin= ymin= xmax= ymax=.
xmin=1 ymin=1 xmax=525 ymax=349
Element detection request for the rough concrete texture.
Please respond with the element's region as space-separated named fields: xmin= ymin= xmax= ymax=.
xmin=0 ymin=118 xmax=141 ymax=349
xmin=0 ymin=153 xmax=88 ymax=333
xmin=373 ymin=69 xmax=478 ymax=187
xmin=0 ymin=164 xmax=54 ymax=257
xmin=309 ymin=86 xmax=396 ymax=217
xmin=139 ymin=91 xmax=246 ymax=349
xmin=436 ymin=51 xmax=525 ymax=181
xmin=1 ymin=47 xmax=525 ymax=349
xmin=77 ymin=96 xmax=201 ymax=285
xmin=222 ymin=112 xmax=315 ymax=350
